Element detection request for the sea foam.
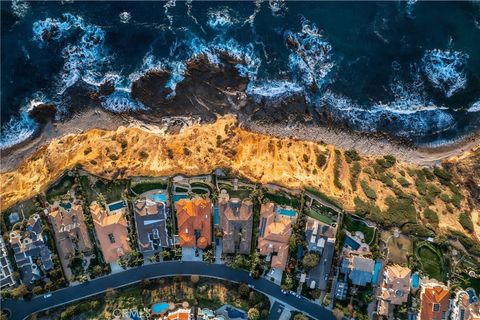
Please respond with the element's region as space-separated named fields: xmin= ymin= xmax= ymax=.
xmin=421 ymin=49 xmax=469 ymax=98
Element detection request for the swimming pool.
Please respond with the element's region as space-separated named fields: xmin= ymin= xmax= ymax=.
xmin=411 ymin=273 xmax=420 ymax=289
xmin=60 ymin=202 xmax=72 ymax=210
xmin=226 ymin=306 xmax=246 ymax=319
xmin=372 ymin=261 xmax=382 ymax=284
xmin=214 ymin=207 xmax=219 ymax=225
xmin=172 ymin=194 xmax=187 ymax=203
xmin=277 ymin=208 xmax=297 ymax=217
xmin=344 ymin=235 xmax=361 ymax=250
xmin=151 ymin=302 xmax=169 ymax=314
xmin=149 ymin=193 xmax=167 ymax=202
xmin=108 ymin=201 xmax=125 ymax=212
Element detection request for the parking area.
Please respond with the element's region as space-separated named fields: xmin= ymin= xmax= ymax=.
xmin=267 ymin=268 xmax=284 ymax=285
xmin=181 ymin=247 xmax=203 ymax=262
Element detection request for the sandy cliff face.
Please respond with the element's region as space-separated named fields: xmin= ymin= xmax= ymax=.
xmin=1 ymin=116 xmax=478 ymax=237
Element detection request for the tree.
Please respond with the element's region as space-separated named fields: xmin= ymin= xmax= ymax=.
xmin=90 ymin=265 xmax=103 ymax=278
xmin=294 ymin=314 xmax=309 ymax=320
xmin=310 ymin=288 xmax=321 ymax=299
xmin=247 ymin=308 xmax=260 ymax=320
xmin=32 ymin=286 xmax=43 ymax=295
xmin=10 ymin=284 xmax=29 ymax=299
xmin=302 ymin=253 xmax=320 ymax=270
xmin=238 ymin=283 xmax=250 ymax=298
xmin=190 ymin=275 xmax=199 ymax=284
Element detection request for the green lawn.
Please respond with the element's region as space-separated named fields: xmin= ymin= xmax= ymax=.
xmin=131 ymin=182 xmax=167 ymax=195
xmin=263 ymin=192 xmax=300 ymax=208
xmin=218 ymin=183 xmax=252 ymax=199
xmin=416 ymin=244 xmax=445 ymax=281
xmin=79 ymin=175 xmax=127 ymax=204
xmin=343 ymin=215 xmax=375 ymax=244
xmin=306 ymin=210 xmax=334 ymax=226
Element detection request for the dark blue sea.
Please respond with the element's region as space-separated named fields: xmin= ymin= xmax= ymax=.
xmin=1 ymin=1 xmax=480 ymax=149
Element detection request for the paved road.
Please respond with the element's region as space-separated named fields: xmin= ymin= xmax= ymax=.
xmin=2 ymin=262 xmax=335 ymax=320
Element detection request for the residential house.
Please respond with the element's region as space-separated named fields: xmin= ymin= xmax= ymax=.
xmin=134 ymin=198 xmax=170 ymax=253
xmin=166 ymin=308 xmax=192 ymax=320
xmin=218 ymin=190 xmax=253 ymax=255
xmin=450 ymin=289 xmax=480 ymax=320
xmin=9 ymin=214 xmax=54 ymax=284
xmin=347 ymin=255 xmax=375 ymax=286
xmin=419 ymin=282 xmax=450 ymax=320
xmin=257 ymin=202 xmax=293 ymax=271
xmin=377 ymin=265 xmax=411 ymax=317
xmin=90 ymin=201 xmax=131 ymax=263
xmin=0 ymin=237 xmax=15 ymax=288
xmin=176 ymin=198 xmax=212 ymax=249
xmin=305 ymin=217 xmax=336 ymax=290
xmin=48 ymin=201 xmax=93 ymax=276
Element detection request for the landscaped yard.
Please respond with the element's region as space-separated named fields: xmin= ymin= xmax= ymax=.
xmin=343 ymin=215 xmax=375 ymax=244
xmin=416 ymin=243 xmax=446 ymax=281
xmin=306 ymin=209 xmax=334 ymax=226
xmin=131 ymin=182 xmax=168 ymax=195
xmin=263 ymin=192 xmax=300 ymax=208
xmin=80 ymin=175 xmax=128 ymax=204
xmin=46 ymin=174 xmax=75 ymax=203
xmin=380 ymin=231 xmax=413 ymax=265
xmin=218 ymin=183 xmax=252 ymax=199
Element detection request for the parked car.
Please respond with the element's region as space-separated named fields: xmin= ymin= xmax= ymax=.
xmin=43 ymin=293 xmax=52 ymax=299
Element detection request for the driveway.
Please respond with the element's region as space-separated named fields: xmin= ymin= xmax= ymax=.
xmin=181 ymin=247 xmax=202 ymax=262
xmin=2 ymin=262 xmax=335 ymax=320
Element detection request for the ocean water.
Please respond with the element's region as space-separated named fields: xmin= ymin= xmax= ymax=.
xmin=1 ymin=1 xmax=480 ymax=149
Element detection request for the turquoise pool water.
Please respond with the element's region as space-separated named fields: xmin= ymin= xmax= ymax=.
xmin=151 ymin=302 xmax=169 ymax=314
xmin=60 ymin=202 xmax=72 ymax=210
xmin=149 ymin=193 xmax=167 ymax=202
xmin=411 ymin=273 xmax=420 ymax=289
xmin=214 ymin=207 xmax=219 ymax=225
xmin=344 ymin=235 xmax=361 ymax=250
xmin=108 ymin=201 xmax=125 ymax=212
xmin=172 ymin=194 xmax=187 ymax=203
xmin=277 ymin=208 xmax=297 ymax=217
xmin=372 ymin=261 xmax=382 ymax=284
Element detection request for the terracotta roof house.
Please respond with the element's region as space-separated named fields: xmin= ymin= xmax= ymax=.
xmin=0 ymin=237 xmax=15 ymax=288
xmin=90 ymin=201 xmax=131 ymax=263
xmin=348 ymin=255 xmax=375 ymax=286
xmin=48 ymin=201 xmax=93 ymax=275
xmin=451 ymin=289 xmax=480 ymax=320
xmin=419 ymin=283 xmax=451 ymax=320
xmin=377 ymin=265 xmax=411 ymax=317
xmin=9 ymin=214 xmax=53 ymax=284
xmin=257 ymin=202 xmax=293 ymax=271
xmin=134 ymin=198 xmax=170 ymax=252
xmin=166 ymin=308 xmax=192 ymax=320
xmin=218 ymin=190 xmax=253 ymax=255
xmin=175 ymin=198 xmax=212 ymax=250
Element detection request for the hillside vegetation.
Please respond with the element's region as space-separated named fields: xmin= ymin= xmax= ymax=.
xmin=1 ymin=116 xmax=478 ymax=240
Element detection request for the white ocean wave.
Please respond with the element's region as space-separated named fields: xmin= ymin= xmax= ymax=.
xmin=11 ymin=0 xmax=30 ymax=19
xmin=467 ymin=100 xmax=480 ymax=112
xmin=285 ymin=18 xmax=334 ymax=89
xmin=421 ymin=49 xmax=469 ymax=98
xmin=246 ymin=81 xmax=303 ymax=102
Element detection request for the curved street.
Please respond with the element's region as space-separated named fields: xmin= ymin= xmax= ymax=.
xmin=2 ymin=261 xmax=335 ymax=320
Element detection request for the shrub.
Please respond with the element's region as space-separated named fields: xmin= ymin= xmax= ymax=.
xmin=376 ymin=155 xmax=396 ymax=169
xmin=459 ymin=212 xmax=474 ymax=232
xmin=139 ymin=150 xmax=148 ymax=160
xmin=415 ymin=176 xmax=427 ymax=195
xmin=384 ymin=196 xmax=417 ymax=227
xmin=303 ymin=154 xmax=310 ymax=163
xmin=167 ymin=148 xmax=174 ymax=159
xmin=344 ymin=149 xmax=361 ymax=163
xmin=440 ymin=193 xmax=450 ymax=203
xmin=90 ymin=159 xmax=97 ymax=165
xmin=379 ymin=173 xmax=394 ymax=188
xmin=108 ymin=154 xmax=118 ymax=161
xmin=423 ymin=208 xmax=439 ymax=225
xmin=302 ymin=253 xmax=320 ymax=270
xmin=333 ymin=150 xmax=343 ymax=189
xmin=84 ymin=147 xmax=92 ymax=155
xmin=401 ymin=224 xmax=434 ymax=237
xmin=450 ymin=193 xmax=463 ymax=208
xmin=433 ymin=167 xmax=452 ymax=184
xmin=316 ymin=153 xmax=327 ymax=168
xmin=397 ymin=176 xmax=410 ymax=188
xmin=120 ymin=139 xmax=128 ymax=149
xmin=183 ymin=147 xmax=192 ymax=156
xmin=449 ymin=230 xmax=480 ymax=256
xmin=350 ymin=162 xmax=361 ymax=191
xmin=361 ymin=180 xmax=377 ymax=200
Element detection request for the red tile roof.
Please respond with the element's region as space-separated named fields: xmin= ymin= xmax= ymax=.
xmin=420 ymin=286 xmax=450 ymax=320
xmin=175 ymin=198 xmax=212 ymax=249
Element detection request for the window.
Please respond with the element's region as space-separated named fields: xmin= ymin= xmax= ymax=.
xmin=108 ymin=233 xmax=116 ymax=244
xmin=433 ymin=303 xmax=440 ymax=312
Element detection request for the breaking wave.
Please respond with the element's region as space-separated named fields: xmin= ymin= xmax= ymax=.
xmin=467 ymin=100 xmax=480 ymax=113
xmin=101 ymin=91 xmax=146 ymax=113
xmin=11 ymin=0 xmax=30 ymax=19
xmin=285 ymin=18 xmax=334 ymax=90
xmin=207 ymin=8 xmax=235 ymax=31
xmin=246 ymin=81 xmax=303 ymax=102
xmin=421 ymin=49 xmax=469 ymax=98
